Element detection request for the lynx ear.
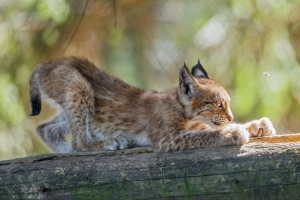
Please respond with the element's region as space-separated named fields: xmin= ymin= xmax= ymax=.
xmin=191 ymin=59 xmax=209 ymax=79
xmin=179 ymin=63 xmax=195 ymax=99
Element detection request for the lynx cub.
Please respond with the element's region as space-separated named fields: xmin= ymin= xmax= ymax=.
xmin=29 ymin=57 xmax=276 ymax=153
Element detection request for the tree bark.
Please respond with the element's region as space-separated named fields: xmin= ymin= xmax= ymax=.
xmin=1 ymin=135 xmax=300 ymax=199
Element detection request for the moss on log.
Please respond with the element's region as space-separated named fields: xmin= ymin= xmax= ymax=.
xmin=1 ymin=135 xmax=300 ymax=199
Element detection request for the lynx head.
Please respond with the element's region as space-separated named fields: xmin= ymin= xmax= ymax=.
xmin=178 ymin=60 xmax=233 ymax=130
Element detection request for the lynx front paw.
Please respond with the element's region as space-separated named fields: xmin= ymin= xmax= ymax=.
xmin=245 ymin=117 xmax=276 ymax=137
xmin=222 ymin=124 xmax=250 ymax=145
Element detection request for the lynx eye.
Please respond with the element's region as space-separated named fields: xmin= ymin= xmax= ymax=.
xmin=214 ymin=102 xmax=222 ymax=108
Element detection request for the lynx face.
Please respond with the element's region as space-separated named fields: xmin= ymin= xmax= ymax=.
xmin=179 ymin=61 xmax=233 ymax=131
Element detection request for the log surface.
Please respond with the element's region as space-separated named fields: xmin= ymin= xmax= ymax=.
xmin=249 ymin=133 xmax=300 ymax=143
xmin=1 ymin=135 xmax=300 ymax=199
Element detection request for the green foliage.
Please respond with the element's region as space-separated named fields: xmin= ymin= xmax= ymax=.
xmin=0 ymin=0 xmax=300 ymax=159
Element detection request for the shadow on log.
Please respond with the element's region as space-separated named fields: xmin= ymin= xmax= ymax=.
xmin=1 ymin=135 xmax=300 ymax=199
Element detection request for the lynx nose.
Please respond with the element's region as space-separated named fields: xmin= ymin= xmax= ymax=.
xmin=226 ymin=107 xmax=234 ymax=122
xmin=227 ymin=115 xmax=234 ymax=122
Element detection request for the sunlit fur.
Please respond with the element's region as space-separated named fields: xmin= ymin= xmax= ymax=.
xmin=29 ymin=57 xmax=276 ymax=153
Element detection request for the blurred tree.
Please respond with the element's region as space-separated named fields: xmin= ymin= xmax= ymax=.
xmin=0 ymin=0 xmax=299 ymax=159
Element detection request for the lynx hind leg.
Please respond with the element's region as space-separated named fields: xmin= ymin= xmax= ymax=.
xmin=37 ymin=112 xmax=73 ymax=153
xmin=244 ymin=117 xmax=276 ymax=137
xmin=65 ymin=95 xmax=133 ymax=151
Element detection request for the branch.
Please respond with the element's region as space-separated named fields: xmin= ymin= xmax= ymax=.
xmin=62 ymin=0 xmax=89 ymax=53
xmin=1 ymin=134 xmax=300 ymax=199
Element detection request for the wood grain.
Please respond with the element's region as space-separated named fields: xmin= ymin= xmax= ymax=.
xmin=249 ymin=133 xmax=300 ymax=143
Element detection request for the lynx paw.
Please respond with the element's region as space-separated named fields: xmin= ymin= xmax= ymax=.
xmin=115 ymin=134 xmax=132 ymax=150
xmin=222 ymin=124 xmax=250 ymax=145
xmin=245 ymin=117 xmax=276 ymax=137
xmin=103 ymin=135 xmax=131 ymax=151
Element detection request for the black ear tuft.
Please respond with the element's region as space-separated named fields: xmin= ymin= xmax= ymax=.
xmin=191 ymin=59 xmax=209 ymax=79
xmin=179 ymin=65 xmax=190 ymax=85
xmin=179 ymin=64 xmax=195 ymax=98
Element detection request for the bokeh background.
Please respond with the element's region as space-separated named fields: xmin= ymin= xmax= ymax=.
xmin=1 ymin=0 xmax=300 ymax=160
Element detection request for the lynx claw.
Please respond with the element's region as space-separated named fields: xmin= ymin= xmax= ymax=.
xmin=245 ymin=117 xmax=276 ymax=137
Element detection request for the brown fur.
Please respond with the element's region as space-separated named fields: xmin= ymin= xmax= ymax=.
xmin=29 ymin=57 xmax=276 ymax=153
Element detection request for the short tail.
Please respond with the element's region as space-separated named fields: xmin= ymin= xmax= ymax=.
xmin=29 ymin=68 xmax=42 ymax=116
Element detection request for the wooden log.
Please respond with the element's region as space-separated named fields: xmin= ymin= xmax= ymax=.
xmin=1 ymin=134 xmax=300 ymax=199
xmin=249 ymin=133 xmax=300 ymax=143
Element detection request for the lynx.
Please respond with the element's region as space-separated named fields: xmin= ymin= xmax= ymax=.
xmin=29 ymin=57 xmax=276 ymax=153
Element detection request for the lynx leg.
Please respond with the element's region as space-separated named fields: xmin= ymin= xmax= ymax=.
xmin=71 ymin=123 xmax=132 ymax=151
xmin=37 ymin=111 xmax=73 ymax=153
xmin=156 ymin=124 xmax=249 ymax=152
xmin=64 ymin=93 xmax=131 ymax=151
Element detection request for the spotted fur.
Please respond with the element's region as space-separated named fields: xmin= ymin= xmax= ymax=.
xmin=29 ymin=57 xmax=276 ymax=152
